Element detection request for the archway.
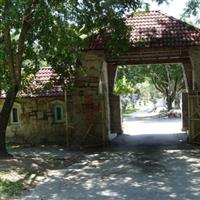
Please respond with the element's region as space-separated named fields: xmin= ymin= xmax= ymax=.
xmin=107 ymin=58 xmax=192 ymax=137
xmin=109 ymin=63 xmax=188 ymax=145
xmin=68 ymin=11 xmax=200 ymax=147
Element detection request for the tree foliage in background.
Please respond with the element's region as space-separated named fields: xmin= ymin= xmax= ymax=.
xmin=114 ymin=65 xmax=146 ymax=95
xmin=148 ymin=64 xmax=185 ymax=111
xmin=114 ymin=76 xmax=134 ymax=96
xmin=115 ymin=64 xmax=185 ymax=111
xmin=182 ymin=0 xmax=200 ymax=23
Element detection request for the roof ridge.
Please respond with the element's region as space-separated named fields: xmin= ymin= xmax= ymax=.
xmin=127 ymin=10 xmax=200 ymax=31
xmin=157 ymin=10 xmax=200 ymax=32
xmin=127 ymin=10 xmax=161 ymax=18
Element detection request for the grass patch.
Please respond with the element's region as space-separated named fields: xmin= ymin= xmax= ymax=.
xmin=0 ymin=178 xmax=23 ymax=198
xmin=123 ymin=108 xmax=138 ymax=116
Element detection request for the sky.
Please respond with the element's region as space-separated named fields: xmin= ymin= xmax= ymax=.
xmin=146 ymin=0 xmax=188 ymax=19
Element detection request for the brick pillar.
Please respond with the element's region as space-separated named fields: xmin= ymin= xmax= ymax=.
xmin=107 ymin=63 xmax=123 ymax=134
xmin=182 ymin=61 xmax=193 ymax=92
xmin=188 ymin=48 xmax=200 ymax=143
xmin=67 ymin=51 xmax=109 ymax=147
xmin=182 ymin=61 xmax=193 ymax=131
xmin=182 ymin=92 xmax=189 ymax=131
xmin=189 ymin=48 xmax=200 ymax=90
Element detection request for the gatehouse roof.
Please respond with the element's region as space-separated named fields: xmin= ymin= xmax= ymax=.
xmin=128 ymin=11 xmax=200 ymax=47
xmin=91 ymin=11 xmax=200 ymax=49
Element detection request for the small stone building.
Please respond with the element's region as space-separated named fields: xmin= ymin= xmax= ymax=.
xmin=1 ymin=67 xmax=67 ymax=144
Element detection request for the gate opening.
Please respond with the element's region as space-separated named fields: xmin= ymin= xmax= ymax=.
xmin=112 ymin=63 xmax=188 ymax=145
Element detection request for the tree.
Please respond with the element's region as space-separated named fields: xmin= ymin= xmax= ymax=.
xmin=114 ymin=64 xmax=185 ymax=111
xmin=147 ymin=64 xmax=185 ymax=111
xmin=0 ymin=1 xmax=80 ymax=158
xmin=114 ymin=75 xmax=134 ymax=112
xmin=114 ymin=65 xmax=146 ymax=111
xmin=182 ymin=0 xmax=200 ymax=24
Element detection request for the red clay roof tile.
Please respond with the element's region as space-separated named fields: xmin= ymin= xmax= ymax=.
xmin=19 ymin=67 xmax=64 ymax=98
xmin=91 ymin=11 xmax=200 ymax=49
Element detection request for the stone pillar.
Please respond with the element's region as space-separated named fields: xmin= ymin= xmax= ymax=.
xmin=67 ymin=51 xmax=109 ymax=147
xmin=182 ymin=61 xmax=193 ymax=131
xmin=189 ymin=48 xmax=200 ymax=90
xmin=188 ymin=48 xmax=200 ymax=143
xmin=182 ymin=61 xmax=193 ymax=92
xmin=107 ymin=63 xmax=123 ymax=134
xmin=181 ymin=92 xmax=188 ymax=131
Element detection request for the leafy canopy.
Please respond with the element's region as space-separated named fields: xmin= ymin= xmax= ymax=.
xmin=182 ymin=0 xmax=200 ymax=23
xmin=0 ymin=0 xmax=145 ymax=92
xmin=114 ymin=64 xmax=185 ymax=110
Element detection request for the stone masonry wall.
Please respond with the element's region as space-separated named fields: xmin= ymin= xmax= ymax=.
xmin=188 ymin=47 xmax=200 ymax=142
xmin=67 ymin=51 xmax=110 ymax=147
xmin=189 ymin=47 xmax=200 ymax=90
xmin=0 ymin=97 xmax=67 ymax=144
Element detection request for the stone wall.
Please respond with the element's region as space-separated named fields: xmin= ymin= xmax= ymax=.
xmin=67 ymin=51 xmax=110 ymax=147
xmin=188 ymin=47 xmax=200 ymax=143
xmin=0 ymin=97 xmax=67 ymax=144
xmin=189 ymin=47 xmax=200 ymax=90
xmin=107 ymin=63 xmax=122 ymax=134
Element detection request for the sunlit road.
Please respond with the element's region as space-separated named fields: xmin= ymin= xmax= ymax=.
xmin=110 ymin=109 xmax=188 ymax=146
xmin=123 ymin=109 xmax=184 ymax=135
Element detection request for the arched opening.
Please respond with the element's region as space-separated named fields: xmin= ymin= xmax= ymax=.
xmin=107 ymin=48 xmax=193 ymax=145
xmin=112 ymin=63 xmax=188 ymax=145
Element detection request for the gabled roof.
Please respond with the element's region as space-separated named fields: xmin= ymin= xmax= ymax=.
xmin=127 ymin=11 xmax=200 ymax=47
xmin=91 ymin=11 xmax=200 ymax=49
xmin=19 ymin=67 xmax=64 ymax=98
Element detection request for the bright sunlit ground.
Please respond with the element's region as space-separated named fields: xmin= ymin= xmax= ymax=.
xmin=123 ymin=106 xmax=184 ymax=135
xmin=123 ymin=113 xmax=182 ymax=135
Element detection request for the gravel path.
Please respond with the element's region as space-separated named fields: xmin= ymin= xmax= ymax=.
xmin=22 ymin=110 xmax=197 ymax=200
xmin=23 ymin=146 xmax=200 ymax=200
xmin=111 ymin=108 xmax=188 ymax=146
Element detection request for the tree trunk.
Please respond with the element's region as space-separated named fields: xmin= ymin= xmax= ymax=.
xmin=0 ymin=86 xmax=18 ymax=158
xmin=166 ymin=96 xmax=173 ymax=111
xmin=174 ymin=96 xmax=181 ymax=109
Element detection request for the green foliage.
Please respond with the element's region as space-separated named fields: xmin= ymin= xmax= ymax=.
xmin=182 ymin=0 xmax=200 ymax=23
xmin=0 ymin=178 xmax=23 ymax=198
xmin=147 ymin=64 xmax=185 ymax=94
xmin=123 ymin=107 xmax=138 ymax=115
xmin=4 ymin=1 xmax=176 ymax=102
xmin=0 ymin=0 xmax=169 ymax=93
xmin=115 ymin=65 xmax=146 ymax=87
xmin=114 ymin=76 xmax=134 ymax=96
xmin=114 ymin=64 xmax=185 ymax=110
xmin=134 ymin=80 xmax=161 ymax=100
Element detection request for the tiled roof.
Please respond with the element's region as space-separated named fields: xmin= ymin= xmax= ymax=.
xmin=128 ymin=11 xmax=200 ymax=47
xmin=90 ymin=11 xmax=200 ymax=49
xmin=19 ymin=67 xmax=64 ymax=98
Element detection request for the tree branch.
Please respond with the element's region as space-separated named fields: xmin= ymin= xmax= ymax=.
xmin=16 ymin=0 xmax=38 ymax=85
xmin=3 ymin=1 xmax=15 ymax=85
